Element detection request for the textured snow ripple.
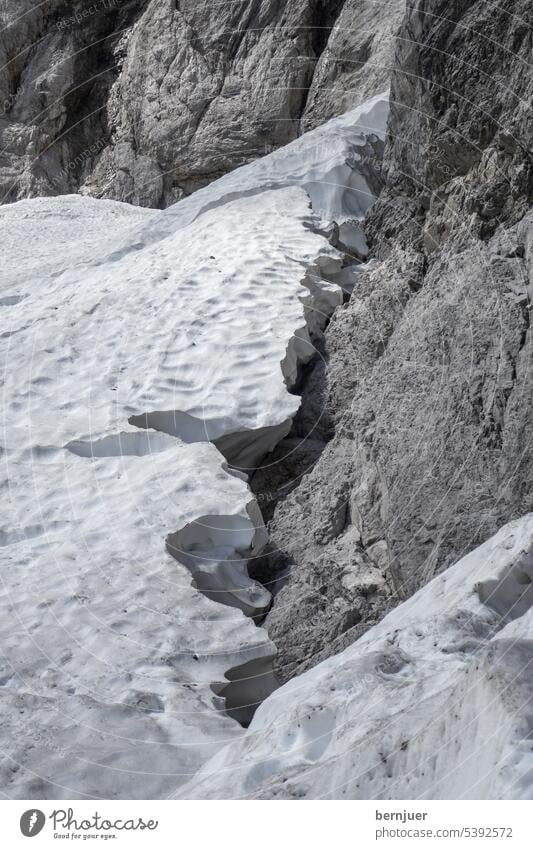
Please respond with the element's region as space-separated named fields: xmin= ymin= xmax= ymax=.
xmin=2 ymin=189 xmax=342 ymax=457
xmin=64 ymin=431 xmax=178 ymax=458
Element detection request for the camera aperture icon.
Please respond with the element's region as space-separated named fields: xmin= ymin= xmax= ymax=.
xmin=20 ymin=810 xmax=46 ymax=837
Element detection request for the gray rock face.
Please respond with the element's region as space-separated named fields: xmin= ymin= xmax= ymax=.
xmin=261 ymin=0 xmax=533 ymax=682
xmin=0 ymin=0 xmax=403 ymax=207
xmin=0 ymin=0 xmax=144 ymax=202
xmin=302 ymin=0 xmax=403 ymax=131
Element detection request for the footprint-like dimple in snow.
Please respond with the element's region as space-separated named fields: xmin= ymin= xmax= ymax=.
xmin=282 ymin=707 xmax=336 ymax=762
xmin=477 ymin=543 xmax=533 ymax=621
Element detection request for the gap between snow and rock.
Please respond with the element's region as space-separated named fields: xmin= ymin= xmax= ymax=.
xmin=62 ymin=95 xmax=390 ymax=731
xmin=132 ymin=112 xmax=387 ymax=726
xmin=71 ymin=217 xmax=363 ymax=731
xmin=61 ymin=220 xmax=359 ymax=728
xmin=129 ymin=240 xmax=352 ymax=726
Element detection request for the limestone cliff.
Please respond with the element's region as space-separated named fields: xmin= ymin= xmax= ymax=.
xmin=0 ymin=0 xmax=403 ymax=206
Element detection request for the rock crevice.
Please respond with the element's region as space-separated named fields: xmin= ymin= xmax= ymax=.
xmin=257 ymin=0 xmax=533 ymax=684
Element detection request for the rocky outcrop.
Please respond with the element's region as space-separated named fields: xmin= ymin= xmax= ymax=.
xmin=261 ymin=0 xmax=533 ymax=683
xmin=0 ymin=0 xmax=404 ymax=207
xmin=0 ymin=0 xmax=144 ymax=202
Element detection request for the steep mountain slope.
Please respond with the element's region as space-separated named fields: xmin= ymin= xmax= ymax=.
xmin=260 ymin=0 xmax=533 ymax=684
xmin=0 ymin=0 xmax=404 ymax=206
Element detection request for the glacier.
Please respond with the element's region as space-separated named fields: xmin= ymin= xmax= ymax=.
xmin=0 ymin=94 xmax=387 ymax=798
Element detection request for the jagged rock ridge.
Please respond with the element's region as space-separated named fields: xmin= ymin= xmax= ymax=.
xmin=0 ymin=0 xmax=404 ymax=206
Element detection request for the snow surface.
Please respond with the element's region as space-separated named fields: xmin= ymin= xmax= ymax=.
xmin=0 ymin=439 xmax=273 ymax=798
xmin=0 ymin=195 xmax=151 ymax=294
xmin=3 ymin=187 xmax=341 ymax=465
xmin=179 ymin=516 xmax=533 ymax=800
xmin=0 ymin=94 xmax=389 ymax=798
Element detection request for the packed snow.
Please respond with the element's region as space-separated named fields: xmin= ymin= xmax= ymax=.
xmin=179 ymin=516 xmax=533 ymax=800
xmin=0 ymin=94 xmax=389 ymax=798
xmin=0 ymin=438 xmax=275 ymax=798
